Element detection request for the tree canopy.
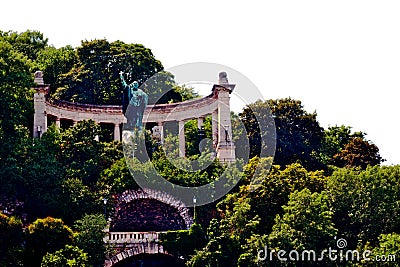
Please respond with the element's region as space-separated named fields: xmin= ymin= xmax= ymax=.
xmin=41 ymin=245 xmax=89 ymax=267
xmin=26 ymin=217 xmax=74 ymax=267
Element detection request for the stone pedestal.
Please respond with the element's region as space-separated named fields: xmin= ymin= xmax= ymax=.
xmin=216 ymin=143 xmax=236 ymax=163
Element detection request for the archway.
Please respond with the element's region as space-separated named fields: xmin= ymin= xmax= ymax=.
xmin=110 ymin=189 xmax=193 ymax=232
xmin=112 ymin=253 xmax=185 ymax=267
xmin=105 ymin=189 xmax=193 ymax=267
xmin=111 ymin=198 xmax=187 ymax=232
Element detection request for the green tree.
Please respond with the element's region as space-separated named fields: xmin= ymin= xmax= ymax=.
xmin=41 ymin=245 xmax=89 ymax=267
xmin=0 ymin=36 xmax=34 ymax=200
xmin=141 ymin=70 xmax=199 ymax=104
xmin=326 ymin=165 xmax=400 ymax=248
xmin=26 ymin=217 xmax=74 ymax=267
xmin=152 ymin=148 xmax=228 ymax=187
xmin=190 ymin=161 xmax=327 ymax=267
xmin=34 ymin=45 xmax=77 ymax=90
xmin=369 ymin=233 xmax=400 ymax=266
xmin=242 ymin=160 xmax=326 ymax=234
xmin=74 ymin=214 xmax=107 ymax=267
xmin=268 ymin=189 xmax=337 ymax=264
xmin=174 ymin=84 xmax=199 ymax=102
xmin=48 ymin=120 xmax=122 ymax=222
xmin=319 ymin=125 xmax=365 ymax=164
xmin=332 ymin=137 xmax=383 ymax=169
xmin=0 ymin=126 xmax=32 ymax=196
xmin=239 ymin=100 xmax=275 ymax=160
xmin=22 ymin=125 xmax=64 ymax=220
xmin=189 ymin=221 xmax=241 ymax=267
xmin=0 ymin=30 xmax=48 ymax=60
xmin=55 ymin=39 xmax=163 ymax=105
xmin=57 ymin=120 xmax=122 ymax=187
xmin=59 ymin=179 xmax=99 ymax=224
xmin=160 ymin=223 xmax=206 ymax=261
xmin=97 ymin=158 xmax=139 ymax=196
xmin=240 ymin=98 xmax=324 ymax=171
xmin=0 ymin=37 xmax=33 ymax=133
xmin=0 ymin=213 xmax=24 ymax=266
xmin=184 ymin=117 xmax=212 ymax=157
xmin=231 ymin=112 xmax=250 ymax=161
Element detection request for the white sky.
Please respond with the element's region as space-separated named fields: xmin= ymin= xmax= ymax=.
xmin=1 ymin=0 xmax=399 ymax=165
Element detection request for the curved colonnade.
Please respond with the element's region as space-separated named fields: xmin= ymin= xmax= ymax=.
xmin=33 ymin=71 xmax=236 ymax=162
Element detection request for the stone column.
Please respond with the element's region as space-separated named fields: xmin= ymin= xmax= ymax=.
xmin=178 ymin=120 xmax=185 ymax=157
xmin=158 ymin=122 xmax=164 ymax=144
xmin=197 ymin=117 xmax=204 ymax=129
xmin=55 ymin=117 xmax=61 ymax=128
xmin=152 ymin=122 xmax=164 ymax=144
xmin=114 ymin=123 xmax=121 ymax=141
xmin=214 ymin=72 xmax=236 ymax=162
xmin=217 ymin=90 xmax=232 ymax=145
xmin=33 ymin=71 xmax=49 ymax=138
xmin=212 ymin=110 xmax=218 ymax=148
xmin=73 ymin=120 xmax=78 ymax=126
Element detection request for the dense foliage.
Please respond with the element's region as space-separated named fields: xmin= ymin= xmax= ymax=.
xmin=0 ymin=214 xmax=24 ymax=266
xmin=0 ymin=30 xmax=396 ymax=267
xmin=160 ymin=223 xmax=207 ymax=261
xmin=240 ymin=99 xmax=383 ymax=171
xmin=41 ymin=245 xmax=89 ymax=267
xmin=189 ymin=164 xmax=400 ymax=267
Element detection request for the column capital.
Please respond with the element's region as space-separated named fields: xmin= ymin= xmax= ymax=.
xmin=212 ymin=72 xmax=235 ymax=95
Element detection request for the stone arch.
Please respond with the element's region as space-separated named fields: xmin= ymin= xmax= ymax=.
xmin=106 ymin=248 xmax=185 ymax=267
xmin=111 ymin=189 xmax=193 ymax=232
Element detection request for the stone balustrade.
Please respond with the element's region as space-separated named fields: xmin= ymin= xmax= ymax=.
xmin=105 ymin=231 xmax=164 ymax=244
xmin=104 ymin=239 xmax=167 ymax=267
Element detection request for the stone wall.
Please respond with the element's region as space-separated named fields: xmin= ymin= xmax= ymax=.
xmin=111 ymin=189 xmax=193 ymax=232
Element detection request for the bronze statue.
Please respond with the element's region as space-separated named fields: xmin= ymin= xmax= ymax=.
xmin=120 ymin=71 xmax=148 ymax=130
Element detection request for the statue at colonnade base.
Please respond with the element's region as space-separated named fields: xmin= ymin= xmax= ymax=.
xmin=120 ymin=71 xmax=148 ymax=131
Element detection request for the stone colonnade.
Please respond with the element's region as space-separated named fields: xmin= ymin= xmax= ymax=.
xmin=33 ymin=71 xmax=236 ymax=162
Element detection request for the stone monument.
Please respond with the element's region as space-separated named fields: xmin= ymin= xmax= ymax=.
xmin=120 ymin=72 xmax=148 ymax=130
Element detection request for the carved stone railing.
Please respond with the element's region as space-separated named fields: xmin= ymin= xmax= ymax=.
xmin=46 ymin=98 xmax=122 ymax=113
xmin=45 ymin=93 xmax=218 ymax=123
xmin=105 ymin=231 xmax=164 ymax=244
xmin=46 ymin=94 xmax=216 ymax=114
xmin=104 ymin=231 xmax=169 ymax=267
